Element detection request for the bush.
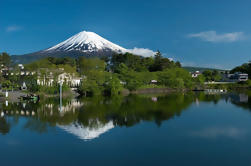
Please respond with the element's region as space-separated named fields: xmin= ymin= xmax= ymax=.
xmin=39 ymin=84 xmax=70 ymax=95
xmin=104 ymin=75 xmax=123 ymax=95
xmin=157 ymin=68 xmax=193 ymax=89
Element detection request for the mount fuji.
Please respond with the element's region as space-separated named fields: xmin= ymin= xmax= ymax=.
xmin=12 ymin=31 xmax=154 ymax=64
xmin=44 ymin=31 xmax=127 ymax=54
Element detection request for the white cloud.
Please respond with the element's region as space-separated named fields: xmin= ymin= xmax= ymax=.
xmin=187 ymin=31 xmax=244 ymax=42
xmin=6 ymin=25 xmax=22 ymax=32
xmin=127 ymin=47 xmax=156 ymax=57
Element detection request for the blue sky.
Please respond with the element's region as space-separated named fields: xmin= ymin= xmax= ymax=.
xmin=1 ymin=0 xmax=251 ymax=69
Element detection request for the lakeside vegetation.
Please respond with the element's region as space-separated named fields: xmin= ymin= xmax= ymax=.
xmin=0 ymin=52 xmax=250 ymax=97
xmin=77 ymin=51 xmax=195 ymax=96
xmin=231 ymin=61 xmax=251 ymax=76
xmin=8 ymin=51 xmax=197 ymax=96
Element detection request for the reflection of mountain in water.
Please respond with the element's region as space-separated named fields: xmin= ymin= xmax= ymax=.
xmin=58 ymin=121 xmax=114 ymax=140
xmin=1 ymin=92 xmax=251 ymax=139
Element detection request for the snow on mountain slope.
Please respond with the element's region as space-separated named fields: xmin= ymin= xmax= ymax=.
xmin=44 ymin=31 xmax=127 ymax=53
xmin=12 ymin=30 xmax=157 ymax=64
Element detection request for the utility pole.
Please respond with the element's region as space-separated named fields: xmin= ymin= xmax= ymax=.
xmin=59 ymin=81 xmax=63 ymax=113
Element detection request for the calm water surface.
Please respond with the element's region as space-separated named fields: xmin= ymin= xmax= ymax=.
xmin=0 ymin=91 xmax=251 ymax=166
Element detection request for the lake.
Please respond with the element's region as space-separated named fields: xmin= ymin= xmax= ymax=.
xmin=0 ymin=91 xmax=251 ymax=166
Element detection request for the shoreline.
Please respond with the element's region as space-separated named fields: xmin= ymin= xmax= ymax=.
xmin=0 ymin=90 xmax=27 ymax=102
xmin=0 ymin=85 xmax=250 ymax=102
xmin=129 ymin=88 xmax=186 ymax=94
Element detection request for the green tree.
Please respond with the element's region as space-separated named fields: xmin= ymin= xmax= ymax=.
xmin=175 ymin=61 xmax=182 ymax=67
xmin=202 ymin=70 xmax=222 ymax=81
xmin=78 ymin=57 xmax=106 ymax=74
xmin=202 ymin=70 xmax=213 ymax=81
xmin=104 ymin=75 xmax=123 ymax=95
xmin=150 ymin=50 xmax=163 ymax=71
xmin=231 ymin=62 xmax=251 ymax=78
xmin=149 ymin=51 xmax=178 ymax=72
xmin=2 ymin=80 xmax=12 ymax=90
xmin=0 ymin=52 xmax=11 ymax=67
xmin=157 ymin=68 xmax=193 ymax=89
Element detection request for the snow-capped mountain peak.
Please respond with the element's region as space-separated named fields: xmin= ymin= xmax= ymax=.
xmin=12 ymin=30 xmax=157 ymax=64
xmin=45 ymin=31 xmax=127 ymax=53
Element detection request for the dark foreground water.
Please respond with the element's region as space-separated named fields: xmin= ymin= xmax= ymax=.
xmin=0 ymin=91 xmax=251 ymax=166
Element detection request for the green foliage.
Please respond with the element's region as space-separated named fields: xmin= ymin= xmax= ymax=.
xmin=110 ymin=54 xmax=194 ymax=91
xmin=149 ymin=51 xmax=180 ymax=72
xmin=111 ymin=51 xmax=181 ymax=73
xmin=0 ymin=52 xmax=11 ymax=67
xmin=231 ymin=62 xmax=251 ymax=77
xmin=78 ymin=71 xmax=110 ymax=96
xmin=47 ymin=57 xmax=76 ymax=67
xmin=126 ymin=79 xmax=142 ymax=91
xmin=1 ymin=80 xmax=12 ymax=89
xmin=192 ymin=74 xmax=206 ymax=90
xmin=116 ymin=64 xmax=193 ymax=90
xmin=115 ymin=65 xmax=146 ymax=91
xmin=196 ymin=75 xmax=206 ymax=84
xmin=39 ymin=83 xmax=70 ymax=95
xmin=247 ymin=80 xmax=251 ymax=86
xmin=202 ymin=70 xmax=222 ymax=82
xmin=104 ymin=75 xmax=123 ymax=95
xmin=79 ymin=78 xmax=101 ymax=96
xmin=1 ymin=79 xmax=19 ymax=90
xmin=2 ymin=50 xmax=208 ymax=95
xmin=24 ymin=75 xmax=40 ymax=92
xmin=111 ymin=52 xmax=150 ymax=72
xmin=78 ymin=57 xmax=106 ymax=74
xmin=25 ymin=57 xmax=77 ymax=74
xmin=175 ymin=61 xmax=182 ymax=67
xmin=157 ymin=68 xmax=193 ymax=89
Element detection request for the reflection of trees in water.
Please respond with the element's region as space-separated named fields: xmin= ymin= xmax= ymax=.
xmin=0 ymin=117 xmax=10 ymax=135
xmin=24 ymin=118 xmax=49 ymax=133
xmin=77 ymin=94 xmax=195 ymax=127
xmin=195 ymin=92 xmax=223 ymax=104
xmin=227 ymin=92 xmax=251 ymax=111
xmin=0 ymin=98 xmax=82 ymax=134
xmin=2 ymin=91 xmax=251 ymax=135
xmin=24 ymin=98 xmax=82 ymax=133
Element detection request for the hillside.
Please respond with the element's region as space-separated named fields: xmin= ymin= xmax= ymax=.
xmin=183 ymin=66 xmax=226 ymax=72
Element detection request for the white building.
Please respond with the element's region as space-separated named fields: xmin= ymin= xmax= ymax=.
xmin=18 ymin=64 xmax=24 ymax=70
xmin=191 ymin=71 xmax=201 ymax=78
xmin=58 ymin=73 xmax=82 ymax=87
xmin=37 ymin=72 xmax=82 ymax=87
xmin=228 ymin=72 xmax=248 ymax=82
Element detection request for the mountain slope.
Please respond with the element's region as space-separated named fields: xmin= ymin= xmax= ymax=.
xmin=45 ymin=31 xmax=127 ymax=53
xmin=12 ymin=31 xmax=128 ymax=64
xmin=183 ymin=66 xmax=225 ymax=72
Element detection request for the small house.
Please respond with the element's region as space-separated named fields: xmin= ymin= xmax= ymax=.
xmin=191 ymin=71 xmax=201 ymax=78
xmin=150 ymin=80 xmax=158 ymax=84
